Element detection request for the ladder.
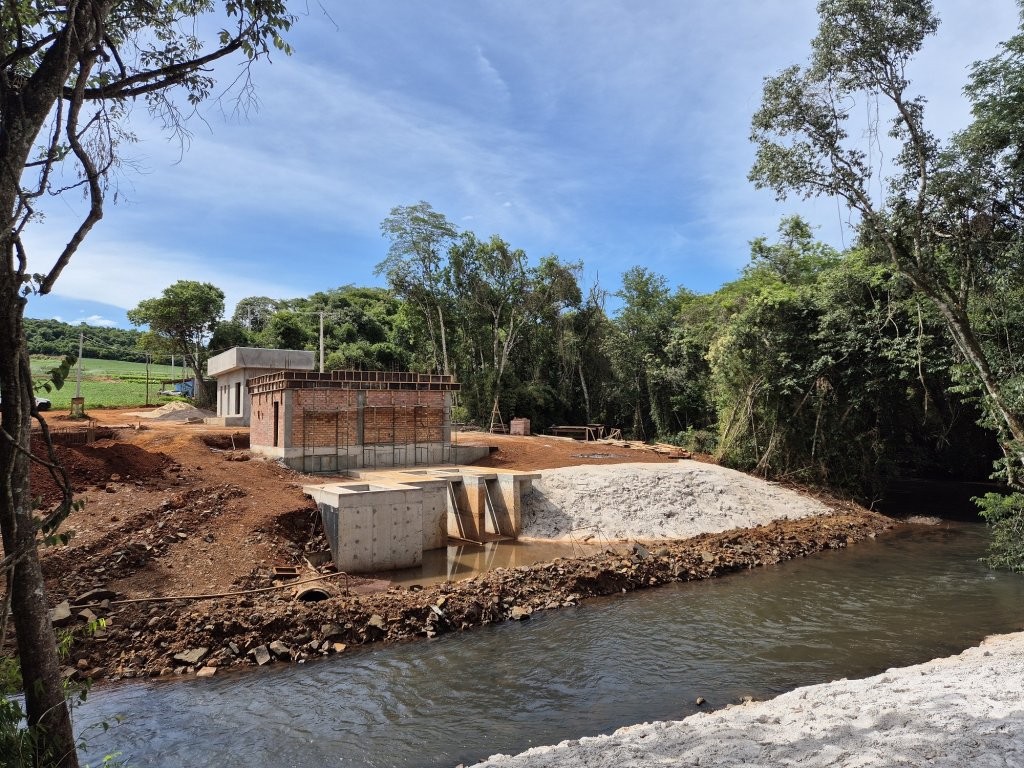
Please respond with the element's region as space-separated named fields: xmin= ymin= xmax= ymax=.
xmin=488 ymin=401 xmax=507 ymax=433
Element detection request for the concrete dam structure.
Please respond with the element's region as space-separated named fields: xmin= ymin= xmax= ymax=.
xmin=304 ymin=467 xmax=539 ymax=573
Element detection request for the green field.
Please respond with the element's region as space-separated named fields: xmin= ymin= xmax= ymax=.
xmin=30 ymin=356 xmax=195 ymax=409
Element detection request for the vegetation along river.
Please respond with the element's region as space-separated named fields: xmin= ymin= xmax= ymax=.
xmin=76 ymin=521 xmax=1024 ymax=768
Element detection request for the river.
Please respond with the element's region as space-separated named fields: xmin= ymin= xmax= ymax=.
xmin=76 ymin=522 xmax=1024 ymax=767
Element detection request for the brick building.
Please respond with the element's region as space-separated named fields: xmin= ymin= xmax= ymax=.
xmin=248 ymin=369 xmax=484 ymax=472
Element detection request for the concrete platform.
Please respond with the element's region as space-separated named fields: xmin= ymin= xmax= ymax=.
xmin=304 ymin=466 xmax=540 ymax=574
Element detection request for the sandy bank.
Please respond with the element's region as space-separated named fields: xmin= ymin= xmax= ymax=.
xmin=474 ymin=631 xmax=1024 ymax=768
xmin=521 ymin=461 xmax=831 ymax=541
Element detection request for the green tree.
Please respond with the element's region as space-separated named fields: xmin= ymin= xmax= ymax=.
xmin=749 ymin=0 xmax=1024 ymax=484
xmin=232 ymin=296 xmax=282 ymax=335
xmin=128 ymin=282 xmax=226 ymax=407
xmin=603 ymin=267 xmax=681 ymax=439
xmin=377 ymin=202 xmax=459 ymax=375
xmin=1 ymin=4 xmax=291 ymax=763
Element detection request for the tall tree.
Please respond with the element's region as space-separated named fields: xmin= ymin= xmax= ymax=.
xmin=749 ymin=0 xmax=1024 ymax=485
xmin=128 ymin=281 xmax=226 ymax=407
xmin=0 ymin=6 xmax=291 ymax=764
xmin=603 ymin=267 xmax=680 ymax=439
xmin=377 ymin=202 xmax=459 ymax=375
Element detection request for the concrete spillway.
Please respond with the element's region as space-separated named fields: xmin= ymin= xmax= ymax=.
xmin=304 ymin=467 xmax=539 ymax=573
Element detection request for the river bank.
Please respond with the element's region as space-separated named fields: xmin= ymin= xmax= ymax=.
xmin=62 ymin=508 xmax=891 ymax=684
xmin=473 ymin=629 xmax=1024 ymax=767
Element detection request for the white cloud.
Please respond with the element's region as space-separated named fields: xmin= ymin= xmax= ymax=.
xmin=73 ymin=314 xmax=118 ymax=328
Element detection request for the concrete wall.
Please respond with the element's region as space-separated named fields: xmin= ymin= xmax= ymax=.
xmin=207 ymin=347 xmax=315 ymax=377
xmin=304 ymin=468 xmax=538 ymax=573
xmin=249 ymin=385 xmax=471 ymax=471
xmin=307 ymin=482 xmax=424 ymax=572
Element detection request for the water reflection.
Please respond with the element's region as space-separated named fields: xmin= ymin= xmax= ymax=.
xmin=375 ymin=538 xmax=620 ymax=587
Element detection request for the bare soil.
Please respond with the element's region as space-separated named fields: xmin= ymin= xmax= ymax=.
xmin=5 ymin=408 xmax=894 ymax=684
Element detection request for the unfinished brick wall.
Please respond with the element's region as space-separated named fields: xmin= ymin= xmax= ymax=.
xmin=247 ymin=370 xmax=458 ymax=466
xmin=293 ymin=389 xmax=359 ymax=449
xmin=249 ymin=391 xmax=279 ymax=447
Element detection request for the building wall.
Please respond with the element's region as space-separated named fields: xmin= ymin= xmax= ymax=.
xmin=249 ymin=382 xmax=453 ymax=471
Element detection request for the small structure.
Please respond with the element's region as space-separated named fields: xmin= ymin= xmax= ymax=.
xmin=509 ymin=417 xmax=531 ymax=436
xmin=248 ymin=369 xmax=489 ymax=473
xmin=206 ymin=347 xmax=314 ymax=427
xmin=304 ymin=467 xmax=539 ymax=573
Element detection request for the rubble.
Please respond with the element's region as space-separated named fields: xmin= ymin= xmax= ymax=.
xmin=57 ymin=509 xmax=891 ymax=682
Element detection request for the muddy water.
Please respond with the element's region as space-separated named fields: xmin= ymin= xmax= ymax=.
xmin=375 ymin=539 xmax=617 ymax=587
xmin=77 ymin=523 xmax=1024 ymax=768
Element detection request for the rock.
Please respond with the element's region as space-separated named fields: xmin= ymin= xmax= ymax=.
xmin=268 ymin=640 xmax=291 ymax=659
xmin=509 ymin=606 xmax=532 ymax=621
xmin=196 ymin=666 xmax=217 ymax=678
xmin=50 ymin=601 xmax=73 ymax=627
xmin=227 ymin=642 xmax=240 ymax=656
xmin=321 ymin=623 xmax=345 ymax=642
xmin=632 ymin=543 xmax=651 ymax=560
xmin=367 ymin=614 xmax=386 ymax=630
xmin=696 ymin=696 xmax=706 ymax=706
xmin=332 ymin=643 xmax=347 ymax=654
xmin=172 ymin=647 xmax=209 ymax=666
xmin=251 ymin=645 xmax=272 ymax=666
xmin=77 ymin=608 xmax=98 ymax=624
xmin=76 ymin=587 xmax=117 ymax=604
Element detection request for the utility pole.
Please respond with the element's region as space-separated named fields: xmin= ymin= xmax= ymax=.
xmin=315 ymin=311 xmax=323 ymax=374
xmin=75 ymin=331 xmax=83 ymax=398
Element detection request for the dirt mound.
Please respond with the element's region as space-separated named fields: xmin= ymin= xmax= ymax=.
xmin=126 ymin=402 xmax=215 ymax=421
xmin=30 ymin=437 xmax=174 ymax=504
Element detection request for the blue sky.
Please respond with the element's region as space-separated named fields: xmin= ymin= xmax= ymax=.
xmin=23 ymin=0 xmax=1020 ymax=329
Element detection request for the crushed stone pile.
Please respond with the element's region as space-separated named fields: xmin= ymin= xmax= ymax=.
xmin=473 ymin=631 xmax=1024 ymax=768
xmin=125 ymin=401 xmax=215 ymax=421
xmin=520 ymin=461 xmax=831 ymax=541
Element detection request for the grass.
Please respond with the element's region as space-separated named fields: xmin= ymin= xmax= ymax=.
xmin=30 ymin=356 xmax=195 ymax=409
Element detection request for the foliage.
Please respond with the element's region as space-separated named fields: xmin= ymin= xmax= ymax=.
xmin=975 ymin=492 xmax=1024 ymax=571
xmin=601 ymin=268 xmax=684 ymax=439
xmin=1 ymin=3 xmax=294 ymax=764
xmin=234 ymin=285 xmax=414 ymax=372
xmin=1 ymin=620 xmax=111 ymax=768
xmin=377 ymin=202 xmax=460 ymax=375
xmin=749 ymin=0 xmax=1024 ymax=488
xmin=24 ymin=320 xmax=144 ymax=362
xmin=127 ymin=281 xmax=226 ymax=407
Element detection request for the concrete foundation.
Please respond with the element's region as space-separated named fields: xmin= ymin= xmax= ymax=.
xmin=304 ymin=466 xmax=539 ymax=574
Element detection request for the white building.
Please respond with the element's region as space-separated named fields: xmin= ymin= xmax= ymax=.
xmin=206 ymin=347 xmax=315 ymax=426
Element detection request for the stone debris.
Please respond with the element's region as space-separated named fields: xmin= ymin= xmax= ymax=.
xmin=54 ymin=510 xmax=891 ymax=682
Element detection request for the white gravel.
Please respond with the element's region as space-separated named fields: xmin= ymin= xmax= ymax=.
xmin=519 ymin=461 xmax=831 ymax=541
xmin=473 ymin=631 xmax=1024 ymax=768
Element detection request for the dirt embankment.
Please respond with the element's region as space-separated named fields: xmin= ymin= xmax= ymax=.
xmin=6 ymin=411 xmax=895 ymax=684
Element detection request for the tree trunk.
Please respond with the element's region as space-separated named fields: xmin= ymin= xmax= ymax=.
xmin=0 ymin=294 xmax=80 ymax=768
xmin=578 ymin=361 xmax=592 ymax=423
xmin=436 ymin=304 xmax=450 ymax=377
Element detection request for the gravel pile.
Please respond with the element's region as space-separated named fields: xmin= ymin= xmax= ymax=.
xmin=520 ymin=461 xmax=831 ymax=541
xmin=474 ymin=631 xmax=1024 ymax=768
